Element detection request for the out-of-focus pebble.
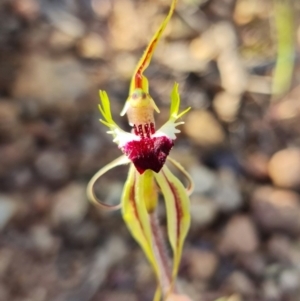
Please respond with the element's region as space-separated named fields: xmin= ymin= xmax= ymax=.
xmin=224 ymin=271 xmax=256 ymax=297
xmin=0 ymin=249 xmax=13 ymax=277
xmin=213 ymin=168 xmax=243 ymax=213
xmin=268 ymin=148 xmax=300 ymax=189
xmin=186 ymin=249 xmax=219 ymax=280
xmin=267 ymin=234 xmax=291 ymax=263
xmin=0 ymin=284 xmax=9 ymax=301
xmin=190 ymin=195 xmax=218 ymax=228
xmin=262 ymin=280 xmax=282 ymax=301
xmin=13 ymin=55 xmax=90 ymax=107
xmin=279 ymin=268 xmax=300 ymax=293
xmin=219 ymin=215 xmax=259 ymax=255
xmin=0 ymin=195 xmax=18 ymax=230
xmin=157 ymin=41 xmax=207 ymax=72
xmin=62 ymin=220 xmax=100 ymax=246
xmin=109 ymin=0 xmax=153 ymax=51
xmin=236 ymin=252 xmax=266 ymax=277
xmin=242 ymin=152 xmax=269 ymax=180
xmin=188 ymin=165 xmax=217 ymax=195
xmin=51 ymin=183 xmax=88 ymax=225
xmin=49 ymin=30 xmax=78 ymax=51
xmin=0 ymin=100 xmax=20 ymax=141
xmin=12 ymin=0 xmax=40 ymax=21
xmin=102 ymin=292 xmax=138 ymax=301
xmin=234 ymin=0 xmax=271 ymax=25
xmin=189 ymin=35 xmax=218 ymax=62
xmin=251 ymin=186 xmax=300 ymax=233
xmin=184 ymin=110 xmax=225 ymax=148
xmin=76 ymin=33 xmax=106 ymax=59
xmin=166 ymin=294 xmax=193 ymax=301
xmin=213 ymin=91 xmax=241 ymax=122
xmin=91 ymin=0 xmax=112 ymax=18
xmin=34 ymin=151 xmax=70 ymax=184
xmin=29 ymin=224 xmax=60 ymax=255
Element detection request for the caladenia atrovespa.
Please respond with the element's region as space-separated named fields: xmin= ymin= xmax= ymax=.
xmin=87 ymin=0 xmax=194 ymax=300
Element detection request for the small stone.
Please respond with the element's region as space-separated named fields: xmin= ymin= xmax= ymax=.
xmin=190 ymin=195 xmax=218 ymax=228
xmin=109 ymin=0 xmax=151 ymax=51
xmin=234 ymin=0 xmax=270 ymax=25
xmin=189 ymin=35 xmax=218 ymax=62
xmin=213 ymin=168 xmax=243 ymax=213
xmin=0 ymin=249 xmax=13 ymax=277
xmin=186 ymin=249 xmax=219 ymax=280
xmin=242 ymin=152 xmax=269 ymax=180
xmin=215 ymin=296 xmax=242 ymax=301
xmin=76 ymin=33 xmax=106 ymax=59
xmin=251 ymin=186 xmax=300 ymax=234
xmin=0 ymin=136 xmax=35 ymax=179
xmin=268 ymin=148 xmax=300 ymax=189
xmin=213 ymin=91 xmax=241 ymax=122
xmin=91 ymin=0 xmax=112 ymax=18
xmin=213 ymin=23 xmax=248 ymax=95
xmin=158 ymin=41 xmax=206 ymax=72
xmin=62 ymin=220 xmax=99 ymax=246
xmin=13 ymin=55 xmax=90 ymax=107
xmin=113 ymin=53 xmax=137 ymax=79
xmin=0 ymin=100 xmax=21 ymax=141
xmin=236 ymin=252 xmax=266 ymax=277
xmin=12 ymin=0 xmax=40 ymax=21
xmin=49 ymin=30 xmax=77 ymax=51
xmin=279 ymin=269 xmax=300 ymax=293
xmin=219 ymin=215 xmax=259 ymax=255
xmin=262 ymin=280 xmax=282 ymax=301
xmin=188 ymin=165 xmax=217 ymax=195
xmin=34 ymin=151 xmax=70 ymax=184
xmin=224 ymin=271 xmax=256 ymax=297
xmin=51 ymin=183 xmax=89 ymax=226
xmin=29 ymin=224 xmax=60 ymax=255
xmin=0 ymin=284 xmax=9 ymax=301
xmin=184 ymin=110 xmax=225 ymax=148
xmin=0 ymin=195 xmax=18 ymax=230
xmin=102 ymin=292 xmax=138 ymax=301
xmin=83 ymin=237 xmax=128 ymax=297
xmin=166 ymin=294 xmax=193 ymax=301
xmin=267 ymin=235 xmax=291 ymax=262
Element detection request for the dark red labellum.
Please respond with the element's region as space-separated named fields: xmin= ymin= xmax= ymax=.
xmin=122 ymin=136 xmax=174 ymax=174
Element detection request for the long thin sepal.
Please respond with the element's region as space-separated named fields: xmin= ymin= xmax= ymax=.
xmin=129 ymin=0 xmax=177 ymax=93
xmin=154 ymin=165 xmax=191 ymax=289
xmin=121 ymin=167 xmax=162 ymax=288
xmin=86 ymin=155 xmax=130 ymax=210
xmin=167 ymin=157 xmax=194 ymax=196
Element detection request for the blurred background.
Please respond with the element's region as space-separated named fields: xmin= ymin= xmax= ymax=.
xmin=0 ymin=0 xmax=300 ymax=300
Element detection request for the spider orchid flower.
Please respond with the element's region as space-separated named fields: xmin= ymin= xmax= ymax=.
xmin=87 ymin=0 xmax=194 ymax=299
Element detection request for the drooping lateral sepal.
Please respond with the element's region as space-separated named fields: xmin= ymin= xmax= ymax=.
xmin=154 ymin=165 xmax=191 ymax=285
xmin=87 ymin=155 xmax=130 ymax=210
xmin=121 ymin=166 xmax=164 ymax=295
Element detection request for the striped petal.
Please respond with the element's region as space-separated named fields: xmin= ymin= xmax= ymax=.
xmin=154 ymin=164 xmax=191 ymax=287
xmin=121 ymin=167 xmax=163 ymax=295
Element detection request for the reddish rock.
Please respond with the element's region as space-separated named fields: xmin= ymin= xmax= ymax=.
xmin=251 ymin=186 xmax=300 ymax=234
xmin=186 ymin=249 xmax=219 ymax=280
xmin=219 ymin=215 xmax=259 ymax=255
xmin=268 ymin=148 xmax=300 ymax=189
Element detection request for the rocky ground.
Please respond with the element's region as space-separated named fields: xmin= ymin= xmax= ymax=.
xmin=0 ymin=0 xmax=300 ymax=300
